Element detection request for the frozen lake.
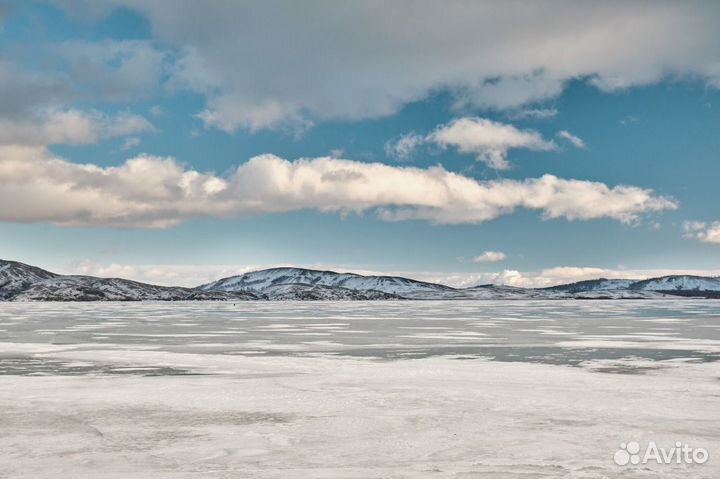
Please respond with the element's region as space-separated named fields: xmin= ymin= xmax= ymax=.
xmin=1 ymin=300 xmax=719 ymax=478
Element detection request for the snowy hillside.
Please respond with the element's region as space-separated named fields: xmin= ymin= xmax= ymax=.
xmin=542 ymin=278 xmax=636 ymax=294
xmin=0 ymin=259 xmax=252 ymax=302
xmin=198 ymin=268 xmax=687 ymax=300
xmin=0 ymin=260 xmax=58 ymax=299
xmin=630 ymin=275 xmax=720 ymax=292
xmin=463 ymin=284 xmax=553 ymax=299
xmin=556 ymin=290 xmax=671 ymax=300
xmin=260 ymin=283 xmax=402 ymax=301
xmin=201 ymin=267 xmax=453 ymax=295
xmin=11 ymin=276 xmax=192 ymax=302
xmin=2 ymin=259 xmax=720 ymax=301
xmin=434 ymin=284 xmax=670 ymax=300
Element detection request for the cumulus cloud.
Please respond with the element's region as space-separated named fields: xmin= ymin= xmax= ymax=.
xmin=385 ymin=133 xmax=424 ymax=160
xmin=0 ymin=40 xmax=165 ymax=118
xmin=385 ymin=117 xmax=557 ymax=169
xmin=427 ymin=117 xmax=557 ymax=169
xmin=58 ymin=40 xmax=166 ymax=102
xmin=0 ymin=47 xmax=157 ymax=149
xmin=0 ymin=110 xmax=153 ymax=146
xmin=556 ymin=130 xmax=586 ymax=149
xmin=683 ymin=221 xmax=720 ymax=244
xmin=472 ymin=251 xmax=507 ymax=263
xmin=55 ymin=1 xmax=720 ymax=131
xmin=0 ymin=61 xmax=71 ymax=118
xmin=0 ymin=146 xmax=676 ymax=228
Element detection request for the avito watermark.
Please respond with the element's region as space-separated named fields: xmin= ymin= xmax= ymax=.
xmin=614 ymin=441 xmax=709 ymax=466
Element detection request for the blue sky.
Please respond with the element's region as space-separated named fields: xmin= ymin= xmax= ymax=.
xmin=0 ymin=1 xmax=719 ymax=287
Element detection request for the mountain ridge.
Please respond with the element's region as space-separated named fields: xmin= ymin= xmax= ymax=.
xmin=199 ymin=266 xmax=455 ymax=296
xmin=2 ymin=259 xmax=720 ymax=301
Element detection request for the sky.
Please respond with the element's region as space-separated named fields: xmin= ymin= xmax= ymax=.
xmin=0 ymin=0 xmax=719 ymax=288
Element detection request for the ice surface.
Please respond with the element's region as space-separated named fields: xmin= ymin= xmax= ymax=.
xmin=2 ymin=300 xmax=719 ymax=361
xmin=0 ymin=300 xmax=719 ymax=478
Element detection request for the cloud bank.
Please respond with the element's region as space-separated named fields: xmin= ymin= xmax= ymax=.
xmin=0 ymin=42 xmax=161 ymax=143
xmin=0 ymin=109 xmax=153 ymax=146
xmin=55 ymin=0 xmax=720 ymax=131
xmin=0 ymin=146 xmax=676 ymax=228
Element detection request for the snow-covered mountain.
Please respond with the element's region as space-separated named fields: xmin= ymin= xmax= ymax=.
xmin=2 ymin=259 xmax=720 ymax=301
xmin=260 ymin=283 xmax=401 ymax=301
xmin=198 ymin=268 xmax=692 ymax=300
xmin=542 ymin=278 xmax=637 ymax=294
xmin=630 ymin=275 xmax=720 ymax=293
xmin=11 ymin=276 xmax=193 ymax=302
xmin=538 ymin=276 xmax=720 ymax=298
xmin=0 ymin=261 xmax=410 ymax=301
xmin=200 ymin=267 xmax=453 ymax=296
xmin=0 ymin=260 xmax=58 ymax=299
xmin=445 ymin=283 xmax=668 ymax=300
xmin=546 ymin=289 xmax=671 ymax=300
xmin=0 ymin=259 xmax=255 ymax=302
xmin=445 ymin=284 xmax=552 ymax=300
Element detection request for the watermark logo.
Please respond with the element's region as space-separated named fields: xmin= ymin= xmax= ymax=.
xmin=614 ymin=441 xmax=709 ymax=466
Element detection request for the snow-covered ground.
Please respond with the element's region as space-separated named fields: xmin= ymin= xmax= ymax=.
xmin=1 ymin=301 xmax=719 ymax=478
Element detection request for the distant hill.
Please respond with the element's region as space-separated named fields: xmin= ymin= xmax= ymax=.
xmin=0 ymin=259 xmax=255 ymax=302
xmin=199 ymin=267 xmax=453 ymax=298
xmin=2 ymin=259 xmax=720 ymax=301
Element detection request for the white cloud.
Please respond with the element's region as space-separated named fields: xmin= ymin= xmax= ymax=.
xmin=453 ymin=73 xmax=566 ymax=112
xmin=556 ymin=130 xmax=586 ymax=149
xmin=509 ymin=109 xmax=558 ymax=120
xmin=384 ymin=117 xmax=558 ymax=169
xmin=458 ymin=267 xmax=720 ymax=288
xmin=119 ymin=137 xmax=141 ymax=151
xmin=58 ymin=40 xmax=166 ymax=101
xmin=0 ymin=146 xmax=676 ymax=228
xmin=0 ymin=46 xmax=158 ymax=149
xmin=0 ymin=109 xmax=154 ymax=146
xmin=472 ymin=251 xmax=507 ymax=263
xmin=385 ymin=133 xmax=424 ymax=160
xmin=427 ymin=117 xmax=556 ymax=169
xmin=0 ymin=60 xmax=71 ymax=117
xmin=620 ymin=116 xmax=639 ymax=126
xmin=69 ymin=261 xmax=259 ymax=287
xmin=57 ymin=1 xmax=720 ymax=131
xmin=105 ymin=112 xmax=154 ymax=137
xmin=683 ymin=221 xmax=720 ymax=244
